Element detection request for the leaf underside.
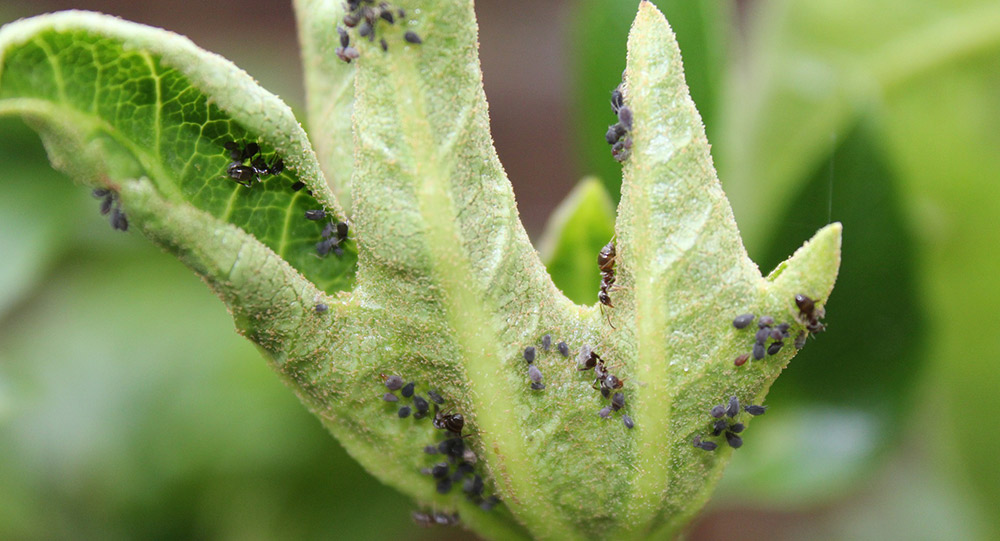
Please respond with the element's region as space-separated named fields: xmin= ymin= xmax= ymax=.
xmin=0 ymin=2 xmax=842 ymax=540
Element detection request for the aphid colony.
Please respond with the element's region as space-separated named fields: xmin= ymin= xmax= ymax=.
xmin=223 ymin=141 xmax=284 ymax=188
xmin=731 ymin=293 xmax=828 ymax=366
xmin=304 ymin=209 xmax=350 ymax=257
xmin=692 ymin=395 xmax=767 ymax=451
xmin=92 ymin=188 xmax=128 ymax=232
xmin=380 ymin=374 xmax=501 ymax=516
xmin=336 ymin=0 xmax=422 ymax=63
xmin=598 ymin=239 xmax=617 ymax=328
xmin=605 ymin=79 xmax=633 ymax=162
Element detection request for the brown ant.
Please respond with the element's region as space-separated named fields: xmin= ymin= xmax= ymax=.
xmin=598 ymin=238 xmax=617 ymax=328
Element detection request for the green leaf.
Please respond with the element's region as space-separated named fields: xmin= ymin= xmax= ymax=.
xmin=0 ymin=11 xmax=356 ymax=294
xmin=294 ymin=0 xmax=355 ymax=208
xmin=539 ymin=177 xmax=617 ymax=304
xmin=0 ymin=3 xmax=843 ymax=539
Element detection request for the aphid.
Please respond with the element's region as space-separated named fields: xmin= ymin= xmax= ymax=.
xmin=727 ymin=396 xmax=739 ymax=418
xmin=530 ymin=382 xmax=546 ymax=391
xmin=404 ymin=31 xmax=422 ymax=44
xmin=557 ymin=341 xmax=570 ymax=357
xmin=433 ymin=411 xmax=465 ymax=435
xmin=291 ymin=181 xmax=306 ymax=191
xmin=382 ymin=392 xmax=398 ymax=402
xmin=424 ymin=445 xmax=439 ymax=455
xmin=617 ymin=106 xmax=633 ymax=130
xmin=598 ymin=239 xmax=617 ymax=327
xmin=767 ymin=341 xmax=784 ymax=356
xmin=605 ymin=123 xmax=627 ymax=144
xmin=710 ymin=405 xmax=726 ymax=418
xmin=359 ymin=22 xmax=373 ymax=38
xmin=109 ymin=206 xmax=129 ymax=231
xmin=412 ymin=511 xmax=434 ymax=528
xmin=755 ymin=327 xmax=771 ymax=344
xmin=541 ymin=334 xmax=552 ymax=351
xmin=480 ymin=496 xmax=500 ymax=511
xmin=380 ymin=10 xmax=395 ymax=24
xmin=732 ymin=313 xmax=755 ymax=329
xmin=744 ymin=404 xmax=767 ymax=416
xmin=427 ymin=389 xmax=445 ymax=404
xmin=337 ymin=26 xmax=350 ymax=48
xmin=398 ymin=405 xmax=412 ymax=418
xmin=343 ymin=13 xmax=360 ymax=27
xmin=730 ymin=423 xmax=745 ymax=433
xmin=711 ymin=419 xmax=728 ymax=436
xmin=401 ymin=381 xmax=415 ymax=397
xmin=451 ymin=462 xmax=474 ymax=481
xmin=336 ymin=221 xmax=350 ymax=240
xmin=380 ymin=38 xmax=388 ymax=52
xmin=336 ymin=46 xmax=360 ymax=63
xmin=693 ymin=436 xmax=718 ymax=451
xmin=462 ymin=448 xmax=478 ymax=465
xmin=611 ymin=392 xmax=625 ymax=411
xmin=523 ymin=346 xmax=536 ymax=364
xmin=598 ymin=406 xmax=612 ymax=418
xmin=431 ymin=462 xmax=450 ymax=479
xmin=528 ymin=365 xmax=543 ymax=384
xmin=436 ymin=478 xmax=453 ymax=494
xmin=99 ymin=194 xmax=114 ymax=215
xmin=794 ymin=331 xmax=807 ymax=349
xmin=622 ymin=415 xmax=634 ymax=429
xmin=752 ymin=343 xmax=766 ymax=360
xmin=315 ymin=303 xmax=329 ymax=313
xmin=725 ymin=431 xmax=743 ymax=449
xmin=413 ymin=410 xmax=427 ymax=420
xmin=734 ymin=353 xmax=750 ymax=367
xmin=413 ymin=395 xmax=430 ymax=413
xmin=770 ymin=328 xmax=785 ymax=341
xmin=776 ymin=322 xmax=791 ymax=334
xmin=612 ymin=138 xmax=631 ymax=162
xmin=600 ymin=387 xmax=610 ymax=399
xmin=611 ymin=87 xmax=624 ymax=113
xmin=305 ymin=209 xmax=326 ymax=220
xmin=382 ymin=374 xmax=404 ymax=390
xmin=758 ymin=315 xmax=775 ymax=328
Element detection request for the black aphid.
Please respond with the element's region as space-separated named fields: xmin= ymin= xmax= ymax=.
xmin=528 ymin=364 xmax=543 ymax=384
xmin=99 ymin=195 xmax=114 ymax=215
xmin=541 ymin=334 xmax=552 ymax=351
xmin=734 ymin=353 xmax=750 ymax=367
xmin=600 ymin=387 xmax=610 ymax=399
xmin=711 ymin=405 xmax=726 ymax=418
xmin=767 ymin=341 xmax=784 ymax=356
xmin=316 ymin=236 xmax=343 ymax=257
xmin=794 ymin=331 xmax=807 ymax=349
xmin=611 ymin=392 xmax=626 ymax=411
xmin=291 ymin=181 xmax=306 ymax=191
xmin=693 ymin=435 xmax=718 ymax=451
xmin=622 ymin=415 xmax=634 ymax=429
xmin=336 ymin=221 xmax=350 ymax=240
xmin=711 ymin=419 xmax=728 ymax=437
xmin=315 ymin=303 xmax=329 ymax=313
xmin=725 ymin=431 xmax=743 ymax=449
xmin=523 ymin=346 xmax=536 ymax=364
xmin=404 ymin=31 xmax=422 ymax=44
xmin=431 ymin=462 xmax=450 ymax=479
xmin=727 ymin=396 xmax=739 ymax=418
xmin=776 ymin=322 xmax=791 ymax=334
xmin=732 ymin=313 xmax=755 ymax=329
xmin=480 ymin=496 xmax=500 ymax=511
xmin=359 ymin=22 xmax=373 ymax=38
xmin=424 ymin=445 xmax=439 ymax=454
xmin=436 ymin=478 xmax=453 ymax=494
xmin=398 ymin=405 xmax=412 ymax=418
xmin=401 ymin=382 xmax=415 ymax=398
xmin=758 ymin=315 xmax=775 ymax=328
xmin=730 ymin=422 xmax=745 ymax=433
xmin=305 ymin=209 xmax=326 ymax=220
xmin=109 ymin=206 xmax=129 ymax=231
xmin=530 ymin=382 xmax=546 ymax=391
xmin=413 ymin=395 xmax=429 ymax=413
xmin=380 ymin=38 xmax=388 ymax=52
xmin=413 ymin=410 xmax=427 ymax=420
xmin=598 ymin=406 xmax=612 ymax=418
xmin=744 ymin=404 xmax=767 ymax=416
xmin=752 ymin=343 xmax=766 ymax=360
xmin=336 ymin=46 xmax=360 ymax=63
xmin=451 ymin=462 xmax=474 ymax=481
xmin=427 ymin=389 xmax=445 ymax=404
xmin=611 ymin=87 xmax=624 ymax=113
xmin=617 ymin=106 xmax=633 ymax=130
xmin=382 ymin=392 xmax=398 ymax=402
xmin=557 ymin=341 xmax=570 ymax=357
xmin=383 ymin=374 xmax=404 ymax=390
xmin=337 ymin=26 xmax=350 ymax=48
xmin=755 ymin=327 xmax=771 ymax=344
xmin=605 ymin=123 xmax=627 ymax=144
xmin=433 ymin=411 xmax=465 ymax=435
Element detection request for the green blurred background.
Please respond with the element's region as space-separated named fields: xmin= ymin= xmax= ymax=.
xmin=1 ymin=0 xmax=998 ymax=539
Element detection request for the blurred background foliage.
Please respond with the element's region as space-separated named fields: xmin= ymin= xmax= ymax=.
xmin=1 ymin=0 xmax=998 ymax=539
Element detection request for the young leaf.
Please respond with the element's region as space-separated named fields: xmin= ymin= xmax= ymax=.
xmin=0 ymin=11 xmax=356 ymax=294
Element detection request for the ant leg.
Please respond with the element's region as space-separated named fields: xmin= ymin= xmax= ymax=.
xmin=600 ymin=304 xmax=617 ymax=329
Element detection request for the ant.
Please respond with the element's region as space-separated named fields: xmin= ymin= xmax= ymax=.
xmin=598 ymin=238 xmax=617 ymax=328
xmin=223 ymin=141 xmax=284 ymax=187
